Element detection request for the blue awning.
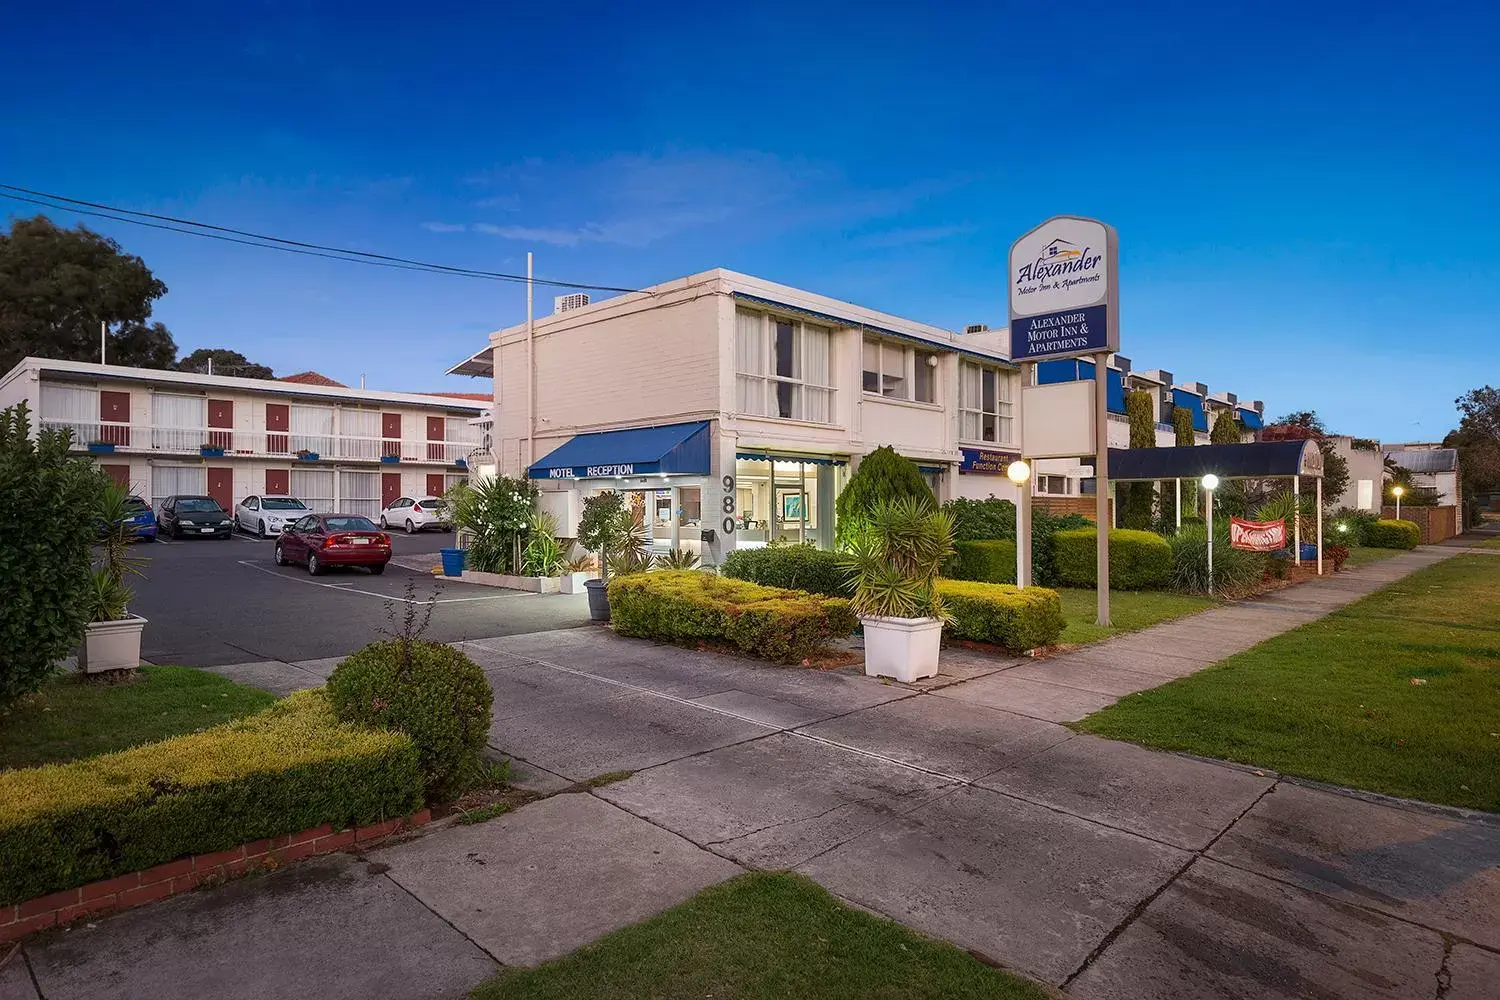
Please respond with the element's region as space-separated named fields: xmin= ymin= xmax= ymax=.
xmin=736 ymin=451 xmax=848 ymax=467
xmin=529 ymin=421 xmax=711 ymax=480
xmin=1036 ymin=359 xmax=1126 ymax=414
xmin=1172 ymin=389 xmax=1209 ymax=432
xmin=1236 ymin=407 xmax=1263 ymax=430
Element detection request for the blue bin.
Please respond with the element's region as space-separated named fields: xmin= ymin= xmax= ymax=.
xmin=440 ymin=548 xmax=467 ymax=577
xmin=1299 ymin=542 xmax=1319 ymax=562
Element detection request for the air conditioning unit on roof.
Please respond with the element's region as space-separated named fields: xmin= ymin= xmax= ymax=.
xmin=554 ymin=293 xmax=590 ymax=314
xmin=963 ymin=323 xmax=989 ymax=335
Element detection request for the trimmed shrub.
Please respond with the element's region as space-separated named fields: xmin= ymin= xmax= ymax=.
xmin=1365 ymin=519 xmax=1420 ymax=549
xmin=1167 ymin=526 xmax=1266 ymax=595
xmin=608 ymin=571 xmax=856 ymax=663
xmin=950 ymin=539 xmax=1018 ymax=584
xmin=1054 ymin=528 xmax=1173 ymax=590
xmin=1331 ymin=506 xmax=1380 ymax=546
xmin=0 ymin=690 xmax=422 ymax=906
xmin=721 ymin=544 xmax=849 ymax=597
xmin=834 ymin=446 xmax=936 ymax=548
xmin=936 ymin=580 xmax=1065 ymax=651
xmin=1031 ymin=510 xmax=1092 ymax=588
xmin=328 ymin=641 xmax=494 ymax=801
xmin=943 ymin=496 xmax=1017 ymax=542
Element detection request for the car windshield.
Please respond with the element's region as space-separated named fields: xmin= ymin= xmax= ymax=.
xmin=325 ymin=516 xmax=377 ymax=532
xmin=262 ymin=498 xmax=307 ymax=511
xmin=177 ymin=498 xmax=222 ymax=512
xmin=124 ymin=497 xmax=149 ymax=512
xmin=420 ymin=497 xmax=445 ymax=506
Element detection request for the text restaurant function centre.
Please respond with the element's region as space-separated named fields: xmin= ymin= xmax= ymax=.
xmin=448 ymin=268 xmax=1266 ymax=567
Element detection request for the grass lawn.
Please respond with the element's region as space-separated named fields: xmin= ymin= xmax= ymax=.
xmin=1078 ymin=554 xmax=1500 ymax=812
xmin=0 ymin=666 xmax=275 ymax=770
xmin=1342 ymin=545 xmax=1405 ymax=567
xmin=471 ymin=872 xmax=1047 ymax=1000
xmin=1475 ymin=536 xmax=1500 ymax=549
xmin=1057 ymin=588 xmax=1216 ymax=646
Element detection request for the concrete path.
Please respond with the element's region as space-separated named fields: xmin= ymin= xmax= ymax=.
xmin=9 ymin=544 xmax=1497 ymax=1000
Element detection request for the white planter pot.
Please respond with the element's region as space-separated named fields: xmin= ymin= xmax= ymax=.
xmin=458 ymin=571 xmax=561 ymax=593
xmin=78 ymin=615 xmax=147 ymax=674
xmin=860 ymin=615 xmax=943 ymax=683
xmin=558 ymin=572 xmax=592 ymax=594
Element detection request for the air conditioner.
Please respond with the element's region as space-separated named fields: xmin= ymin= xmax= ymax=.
xmin=553 ymin=293 xmax=590 ymax=314
xmin=963 ymin=324 xmax=989 ymax=335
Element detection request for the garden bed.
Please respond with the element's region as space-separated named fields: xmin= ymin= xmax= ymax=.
xmin=459 ymin=570 xmax=562 ymax=593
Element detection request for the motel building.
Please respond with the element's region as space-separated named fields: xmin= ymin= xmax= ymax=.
xmin=0 ymin=358 xmax=488 ymax=518
xmin=450 ymin=269 xmax=1269 ymax=567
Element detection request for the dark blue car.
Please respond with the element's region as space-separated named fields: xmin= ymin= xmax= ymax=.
xmin=120 ymin=495 xmax=158 ymax=541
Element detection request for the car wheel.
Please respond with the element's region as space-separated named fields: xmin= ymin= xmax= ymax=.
xmin=308 ymin=552 xmax=323 ymax=576
xmin=274 ymin=543 xmax=286 ymax=566
xmin=379 ymin=516 xmax=388 ymax=529
xmin=171 ymin=522 xmax=182 ymax=539
xmin=369 ymin=564 xmax=386 ymax=575
xmin=405 ymin=518 xmax=416 ymax=534
xmin=142 ymin=534 xmax=156 ymax=542
xmin=257 ymin=520 xmax=267 ymax=540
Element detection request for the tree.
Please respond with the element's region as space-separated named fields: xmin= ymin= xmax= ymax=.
xmin=1264 ymin=410 xmax=1349 ymax=509
xmin=0 ymin=402 xmax=111 ymax=702
xmin=834 ymin=446 xmax=936 ymax=548
xmin=0 ymin=216 xmax=176 ymax=373
xmin=1448 ymin=386 xmax=1500 ymax=527
xmin=177 ymin=348 xmax=274 ymax=379
xmin=1210 ymin=410 xmax=1241 ymax=444
xmin=1455 ymin=386 xmax=1500 ymax=441
xmin=1119 ymin=390 xmax=1156 ymax=530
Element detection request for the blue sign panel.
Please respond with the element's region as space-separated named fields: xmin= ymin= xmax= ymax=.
xmin=959 ymin=448 xmax=1021 ymax=474
xmin=1011 ymin=305 xmax=1110 ymax=363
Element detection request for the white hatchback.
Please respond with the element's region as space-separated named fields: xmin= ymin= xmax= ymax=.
xmin=234 ymin=495 xmax=313 ymax=538
xmin=379 ymin=496 xmax=451 ymax=534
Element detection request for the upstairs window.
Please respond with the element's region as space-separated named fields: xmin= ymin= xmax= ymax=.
xmin=959 ymin=363 xmax=1015 ymax=445
xmin=735 ymin=310 xmax=834 ymax=423
xmin=863 ymin=339 xmax=938 ymax=403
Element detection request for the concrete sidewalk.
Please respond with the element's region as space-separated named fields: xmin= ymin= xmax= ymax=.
xmin=7 ymin=545 xmax=1497 ymax=1000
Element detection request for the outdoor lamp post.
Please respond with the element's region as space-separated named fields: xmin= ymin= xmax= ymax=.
xmin=1007 ymin=460 xmax=1032 ymax=589
xmin=1392 ymin=484 xmax=1405 ymax=520
xmin=1202 ymin=474 xmax=1220 ymax=593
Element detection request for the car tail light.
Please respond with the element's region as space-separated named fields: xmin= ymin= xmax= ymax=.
xmin=377 ymin=533 xmax=390 ymax=546
xmin=323 ymin=534 xmax=340 ymax=548
xmin=412 ymin=503 xmax=424 ymax=512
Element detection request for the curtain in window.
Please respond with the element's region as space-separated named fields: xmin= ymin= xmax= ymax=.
xmin=802 ymin=324 xmax=832 ymax=423
xmin=290 ymin=405 xmax=335 ymax=455
xmin=959 ymin=364 xmax=982 ymax=441
xmin=341 ymin=409 xmax=380 ymax=459
xmin=152 ymin=466 xmax=206 ymax=508
xmin=881 ymin=342 xmax=906 ymax=398
xmin=39 ymin=384 xmax=98 ymax=440
xmin=339 ymin=470 xmax=379 ymax=517
xmin=735 ymin=310 xmax=766 ymax=415
xmin=152 ymin=394 xmax=207 ymax=451
xmin=290 ymin=469 xmax=335 ymax=512
xmin=862 ymin=338 xmax=881 ymax=393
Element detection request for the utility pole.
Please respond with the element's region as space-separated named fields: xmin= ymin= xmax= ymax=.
xmin=100 ymin=321 xmax=106 ymax=365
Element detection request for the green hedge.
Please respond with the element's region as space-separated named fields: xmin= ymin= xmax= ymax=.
xmin=720 ymin=544 xmax=849 ymax=597
xmin=1054 ymin=528 xmax=1173 ymax=589
xmin=608 ymin=571 xmax=857 ymax=663
xmin=0 ymin=690 xmax=422 ymax=906
xmin=1365 ymin=519 xmax=1420 ymax=549
xmin=937 ymin=580 xmax=1065 ymax=651
xmin=950 ymin=540 xmax=1017 ymax=584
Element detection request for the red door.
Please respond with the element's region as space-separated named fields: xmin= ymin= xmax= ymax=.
xmin=266 ymin=403 xmax=289 ymax=453
xmin=425 ymin=473 xmax=446 ymax=497
xmin=426 ymin=415 xmax=445 ymax=461
xmin=100 ymin=391 xmax=131 ymax=446
xmin=208 ymin=399 xmax=233 ymax=450
xmin=381 ymin=472 xmax=402 ymax=508
xmin=207 ymin=467 xmax=233 ymax=512
xmin=265 ymin=468 xmax=290 ymax=495
xmin=101 ymin=464 xmax=130 ymax=490
xmin=382 ymin=413 xmax=402 ymax=459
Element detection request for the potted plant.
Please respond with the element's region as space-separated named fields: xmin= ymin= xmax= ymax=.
xmin=87 ymin=441 xmax=115 ymax=454
xmin=200 ymin=443 xmax=225 ymax=458
xmin=840 ymin=496 xmax=955 ymax=682
xmin=576 ymin=490 xmax=639 ymax=622
xmin=295 ymin=448 xmax=319 ymax=461
xmin=520 ymin=510 xmax=569 ymax=582
xmin=79 ymin=482 xmax=148 ymax=673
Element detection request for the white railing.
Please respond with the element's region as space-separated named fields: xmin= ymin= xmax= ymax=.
xmin=40 ymin=419 xmax=486 ymax=465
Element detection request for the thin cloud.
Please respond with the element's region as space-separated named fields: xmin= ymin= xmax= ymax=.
xmin=421 ymin=221 xmax=468 ymax=233
xmin=858 ymin=223 xmax=978 ymax=248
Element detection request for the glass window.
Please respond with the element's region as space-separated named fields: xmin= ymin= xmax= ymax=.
xmin=960 ymin=362 xmax=1016 ymax=445
xmin=262 ymin=498 xmax=306 ymax=510
xmin=881 ymin=342 xmax=906 ymax=398
xmin=734 ymin=309 xmax=834 ymax=424
xmin=913 ymin=351 xmax=937 ymax=403
xmin=326 ymin=516 xmax=378 ymax=532
xmin=862 ymin=338 xmax=881 ymax=394
xmin=1036 ymin=475 xmax=1069 ymax=495
xmin=678 ymin=487 xmax=701 ymax=528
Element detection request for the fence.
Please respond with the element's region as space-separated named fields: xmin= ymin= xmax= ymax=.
xmin=1033 ymin=496 xmax=1116 ymax=525
xmin=1379 ymin=505 xmax=1457 ymax=544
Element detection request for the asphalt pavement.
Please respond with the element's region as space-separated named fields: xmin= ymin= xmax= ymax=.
xmin=127 ymin=528 xmax=590 ymax=666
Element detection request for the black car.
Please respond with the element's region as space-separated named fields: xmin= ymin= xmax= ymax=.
xmin=159 ymin=495 xmax=234 ymax=539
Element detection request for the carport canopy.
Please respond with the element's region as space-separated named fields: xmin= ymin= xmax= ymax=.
xmin=1105 ymin=439 xmax=1324 ymax=482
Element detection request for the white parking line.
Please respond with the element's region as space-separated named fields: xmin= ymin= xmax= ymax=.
xmin=235 ymin=560 xmax=518 ymax=604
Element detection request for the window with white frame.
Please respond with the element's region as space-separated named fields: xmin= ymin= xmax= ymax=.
xmin=959 ymin=362 xmax=1015 ymax=444
xmin=862 ymin=338 xmax=938 ymax=403
xmin=289 ymin=405 xmax=335 ymax=456
xmin=152 ymin=465 xmax=206 ymax=509
xmin=1036 ymin=474 xmax=1070 ymax=495
xmin=39 ymin=384 xmax=98 ymax=440
xmin=151 ymin=393 xmax=207 ymax=452
xmin=734 ymin=309 xmax=834 ymax=423
xmin=290 ymin=469 xmax=335 ymax=512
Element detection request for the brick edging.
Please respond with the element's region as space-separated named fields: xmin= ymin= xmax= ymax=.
xmin=0 ymin=809 xmax=430 ymax=944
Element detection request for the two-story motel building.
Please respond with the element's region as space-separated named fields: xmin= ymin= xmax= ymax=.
xmin=449 ymin=268 xmax=1267 ymax=567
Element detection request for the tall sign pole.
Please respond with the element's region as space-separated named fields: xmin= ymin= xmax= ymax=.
xmin=1008 ymin=216 xmax=1119 ymax=626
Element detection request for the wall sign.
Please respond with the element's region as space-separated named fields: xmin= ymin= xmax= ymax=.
xmin=1230 ymin=517 xmax=1287 ymax=552
xmin=542 ymin=463 xmax=641 ymax=479
xmin=1008 ymin=216 xmax=1119 ymax=363
xmin=959 ymin=447 xmax=1021 ymax=474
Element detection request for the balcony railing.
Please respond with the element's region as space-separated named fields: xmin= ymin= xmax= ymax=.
xmin=40 ymin=419 xmax=484 ymax=465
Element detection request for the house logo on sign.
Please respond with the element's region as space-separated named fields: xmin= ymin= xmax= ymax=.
xmin=1040 ymin=238 xmax=1082 ymax=262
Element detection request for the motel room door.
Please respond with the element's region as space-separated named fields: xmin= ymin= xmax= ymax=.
xmin=207 ymin=467 xmax=234 ymax=512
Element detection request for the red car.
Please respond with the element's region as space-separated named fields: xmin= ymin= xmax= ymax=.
xmin=274 ymin=514 xmax=392 ymax=575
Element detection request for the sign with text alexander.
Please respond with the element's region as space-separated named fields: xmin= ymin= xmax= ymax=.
xmin=1230 ymin=517 xmax=1288 ymax=552
xmin=1008 ymin=216 xmax=1119 ymax=363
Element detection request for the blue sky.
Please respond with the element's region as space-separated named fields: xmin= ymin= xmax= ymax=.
xmin=3 ymin=2 xmax=1496 ymax=439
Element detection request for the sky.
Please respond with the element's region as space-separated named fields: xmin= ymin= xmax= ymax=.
xmin=2 ymin=1 xmax=1496 ymax=440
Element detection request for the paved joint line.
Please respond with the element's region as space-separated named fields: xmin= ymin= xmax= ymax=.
xmin=378 ymin=871 xmax=504 ymax=968
xmin=21 ymin=946 xmax=47 ymax=1000
xmin=1435 ymin=934 xmax=1455 ymax=999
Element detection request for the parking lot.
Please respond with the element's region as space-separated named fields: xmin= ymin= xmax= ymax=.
xmin=128 ymin=528 xmax=591 ymax=666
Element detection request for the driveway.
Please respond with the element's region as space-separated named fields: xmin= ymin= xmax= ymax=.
xmin=128 ymin=531 xmax=589 ymax=666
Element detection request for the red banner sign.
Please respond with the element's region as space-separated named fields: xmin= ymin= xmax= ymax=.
xmin=1230 ymin=517 xmax=1287 ymax=552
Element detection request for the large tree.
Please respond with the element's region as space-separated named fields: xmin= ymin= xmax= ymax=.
xmin=0 ymin=215 xmax=177 ymax=372
xmin=177 ymin=348 xmax=274 ymax=379
xmin=1263 ymin=410 xmax=1349 ymax=508
xmin=1447 ymin=385 xmax=1500 ymax=527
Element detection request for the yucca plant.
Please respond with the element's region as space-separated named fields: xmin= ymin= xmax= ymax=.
xmin=840 ymin=495 xmax=955 ymax=621
xmin=606 ymin=515 xmax=656 ymax=577
xmin=89 ymin=481 xmax=146 ymax=622
xmin=520 ymin=510 xmax=568 ymax=577
xmin=656 ymin=547 xmax=700 ymax=571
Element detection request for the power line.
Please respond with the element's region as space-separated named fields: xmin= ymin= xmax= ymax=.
xmin=0 ymin=183 xmax=643 ymax=294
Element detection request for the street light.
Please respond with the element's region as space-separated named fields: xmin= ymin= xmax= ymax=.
xmin=1007 ymin=460 xmax=1032 ymax=589
xmin=1202 ymin=474 xmax=1220 ymax=594
xmin=1392 ymin=484 xmax=1405 ymax=521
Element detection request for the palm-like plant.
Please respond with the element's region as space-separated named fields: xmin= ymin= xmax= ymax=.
xmin=840 ymin=496 xmax=955 ymax=621
xmin=656 ymin=547 xmax=700 ymax=571
xmin=520 ymin=510 xmax=569 ymax=577
xmin=90 ymin=481 xmax=146 ymax=622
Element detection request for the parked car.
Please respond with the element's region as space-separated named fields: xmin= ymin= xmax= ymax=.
xmin=379 ymin=496 xmax=451 ymax=534
xmin=234 ymin=494 xmax=312 ymax=538
xmin=158 ymin=495 xmax=233 ymax=539
xmin=274 ymin=514 xmax=391 ymax=575
xmin=100 ymin=495 xmax=158 ymax=541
